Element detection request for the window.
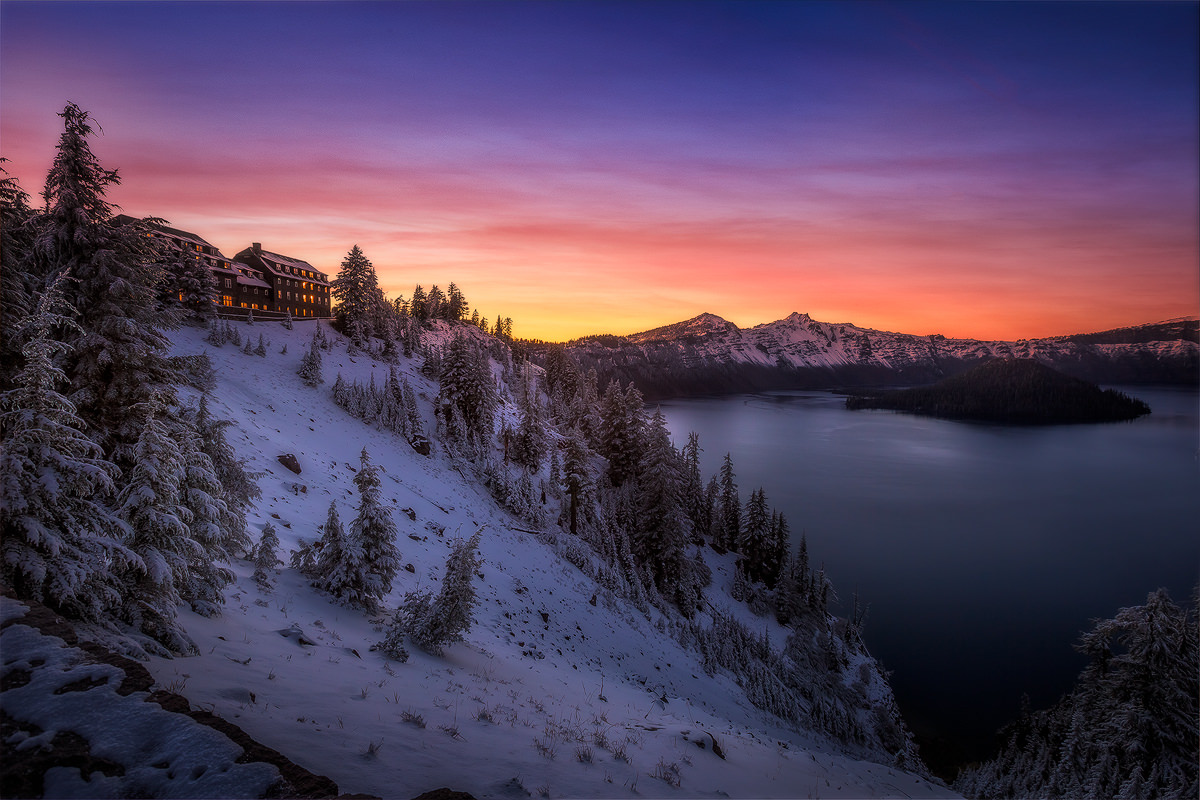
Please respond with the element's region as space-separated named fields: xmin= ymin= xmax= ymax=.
xmin=223 ymin=296 xmax=233 ymax=306
xmin=225 ymin=278 xmax=232 ymax=288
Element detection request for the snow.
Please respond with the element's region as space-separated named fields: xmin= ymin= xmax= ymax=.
xmin=122 ymin=318 xmax=958 ymax=799
xmin=1 ymin=597 xmax=280 ymax=799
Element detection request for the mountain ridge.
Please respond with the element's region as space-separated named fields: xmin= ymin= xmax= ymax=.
xmin=558 ymin=313 xmax=1199 ymax=400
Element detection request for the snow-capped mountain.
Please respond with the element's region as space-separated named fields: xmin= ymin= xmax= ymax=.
xmin=564 ymin=313 xmax=1199 ymax=400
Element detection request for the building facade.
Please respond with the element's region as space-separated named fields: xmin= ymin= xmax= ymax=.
xmin=119 ymin=216 xmax=332 ymax=318
xmin=232 ymin=243 xmax=332 ymax=319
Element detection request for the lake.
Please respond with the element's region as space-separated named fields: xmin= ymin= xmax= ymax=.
xmin=658 ymin=386 xmax=1199 ymax=775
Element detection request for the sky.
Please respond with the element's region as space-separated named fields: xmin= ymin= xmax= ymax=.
xmin=2 ymin=1 xmax=1197 ymax=342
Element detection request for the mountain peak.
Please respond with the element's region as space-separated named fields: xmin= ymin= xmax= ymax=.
xmin=630 ymin=312 xmax=740 ymax=343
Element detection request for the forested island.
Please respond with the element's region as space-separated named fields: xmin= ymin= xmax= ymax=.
xmin=844 ymin=358 xmax=1151 ymax=423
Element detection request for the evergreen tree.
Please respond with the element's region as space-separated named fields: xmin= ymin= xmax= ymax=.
xmin=251 ymin=523 xmax=282 ymax=588
xmin=560 ymin=427 xmax=594 ymax=537
xmin=405 ymin=529 xmax=484 ymax=655
xmin=741 ymin=488 xmax=770 ymax=577
xmin=956 ymin=588 xmax=1199 ymax=800
xmin=634 ymin=409 xmax=699 ymax=615
xmin=599 ymin=380 xmax=644 ymax=486
xmin=410 ymin=284 xmax=428 ymax=321
xmin=348 ymin=448 xmax=400 ymax=609
xmin=681 ymin=432 xmax=706 ymax=542
xmin=298 ymin=328 xmax=324 ymax=387
xmin=1 ymin=163 xmax=37 ymax=389
xmin=445 ymin=282 xmax=467 ymax=322
xmin=427 ymin=285 xmax=446 ymax=320
xmin=436 ymin=335 xmax=496 ymax=447
xmin=117 ymin=397 xmax=200 ymax=654
xmin=311 ymin=501 xmax=345 ymax=589
xmin=190 ymin=393 xmax=258 ymax=558
xmin=331 ymin=245 xmax=379 ymax=345
xmin=176 ymin=421 xmax=234 ymax=616
xmin=34 ymin=103 xmax=179 ymax=472
xmin=0 ymin=275 xmax=136 ymax=619
xmin=716 ymin=453 xmax=741 ymax=552
xmin=157 ymin=238 xmax=217 ymax=322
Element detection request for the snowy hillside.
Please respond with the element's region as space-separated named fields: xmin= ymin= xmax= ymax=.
xmin=565 ymin=313 xmax=1199 ymax=399
xmin=141 ymin=318 xmax=956 ymax=799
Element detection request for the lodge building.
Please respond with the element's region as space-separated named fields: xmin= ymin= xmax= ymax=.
xmin=233 ymin=243 xmax=332 ymax=319
xmin=124 ymin=216 xmax=333 ymax=318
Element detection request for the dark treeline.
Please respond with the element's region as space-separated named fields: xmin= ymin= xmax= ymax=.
xmin=845 ymin=358 xmax=1151 ymax=423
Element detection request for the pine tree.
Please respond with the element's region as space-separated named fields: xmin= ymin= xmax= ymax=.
xmin=445 ymin=282 xmax=467 ymax=322
xmin=176 ymin=421 xmax=234 ymax=616
xmin=251 ymin=523 xmax=281 ymax=588
xmin=410 ymin=284 xmax=428 ymax=321
xmin=331 ymin=245 xmax=379 ymax=345
xmin=741 ymin=488 xmax=770 ymax=578
xmin=116 ymin=397 xmax=200 ymax=654
xmin=436 ymin=335 xmax=496 ymax=447
xmin=298 ymin=328 xmax=324 ymax=387
xmin=1 ymin=163 xmax=38 ymax=389
xmin=348 ymin=448 xmax=400 ymax=610
xmin=254 ymin=334 xmax=267 ymax=357
xmin=426 ymin=285 xmax=445 ymax=320
xmin=190 ymin=393 xmax=258 ymax=558
xmin=634 ymin=409 xmax=699 ymax=615
xmin=34 ymin=103 xmax=179 ymax=472
xmin=716 ymin=454 xmax=740 ymax=552
xmin=157 ymin=239 xmax=217 ymax=323
xmin=560 ymin=427 xmax=594 ymax=537
xmin=0 ymin=275 xmax=137 ymax=619
xmin=396 ymin=529 xmax=484 ymax=656
xmin=599 ymin=380 xmax=644 ymax=486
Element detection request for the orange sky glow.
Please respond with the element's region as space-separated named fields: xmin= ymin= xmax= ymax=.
xmin=2 ymin=2 xmax=1196 ymax=342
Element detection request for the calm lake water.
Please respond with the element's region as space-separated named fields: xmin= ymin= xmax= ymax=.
xmin=659 ymin=386 xmax=1199 ymax=772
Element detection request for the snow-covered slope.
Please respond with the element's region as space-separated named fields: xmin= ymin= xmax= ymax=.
xmin=566 ymin=313 xmax=1199 ymax=399
xmin=142 ymin=319 xmax=956 ymax=799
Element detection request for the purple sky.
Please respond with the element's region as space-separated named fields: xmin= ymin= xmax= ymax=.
xmin=3 ymin=1 xmax=1196 ymax=341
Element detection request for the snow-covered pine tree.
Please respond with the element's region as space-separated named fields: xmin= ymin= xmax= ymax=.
xmin=243 ymin=338 xmax=254 ymax=355
xmin=681 ymin=432 xmax=706 ymax=543
xmin=955 ymin=588 xmax=1199 ymax=800
xmin=404 ymin=528 xmax=484 ymax=656
xmin=0 ymin=274 xmax=137 ymax=619
xmin=1 ymin=162 xmax=37 ymax=389
xmin=255 ymin=334 xmax=267 ymax=357
xmin=409 ymin=284 xmax=428 ymax=321
xmin=116 ymin=396 xmax=201 ymax=654
xmin=445 ymin=282 xmax=467 ymax=322
xmin=332 ymin=245 xmax=379 ymax=346
xmin=157 ymin=238 xmax=217 ymax=323
xmin=634 ymin=409 xmax=701 ymax=616
xmin=560 ymin=427 xmax=594 ymax=537
xmin=740 ymin=488 xmax=770 ymax=579
xmin=426 ymin=284 xmax=445 ymax=321
xmin=34 ymin=103 xmax=179 ymax=473
xmin=190 ymin=393 xmax=258 ymax=558
xmin=598 ymin=380 xmax=644 ymax=486
xmin=436 ymin=335 xmax=496 ymax=448
xmin=247 ymin=309 xmax=254 ymax=325
xmin=251 ymin=523 xmax=282 ymax=589
xmin=315 ymin=498 xmax=372 ymax=608
xmin=298 ymin=328 xmax=324 ymax=387
xmin=283 ymin=309 xmax=293 ymax=330
xmin=348 ymin=448 xmax=401 ymax=610
xmin=715 ymin=453 xmax=741 ymax=553
xmin=176 ymin=420 xmax=234 ymax=616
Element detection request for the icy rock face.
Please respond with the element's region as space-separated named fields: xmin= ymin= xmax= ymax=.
xmin=568 ymin=313 xmax=1199 ymax=399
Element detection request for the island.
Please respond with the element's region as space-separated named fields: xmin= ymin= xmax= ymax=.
xmin=844 ymin=358 xmax=1151 ymax=423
